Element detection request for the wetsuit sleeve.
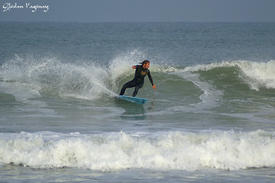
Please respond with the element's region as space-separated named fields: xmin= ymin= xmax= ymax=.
xmin=147 ymin=70 xmax=154 ymax=85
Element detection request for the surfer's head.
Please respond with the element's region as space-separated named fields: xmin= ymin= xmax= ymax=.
xmin=141 ymin=60 xmax=150 ymax=69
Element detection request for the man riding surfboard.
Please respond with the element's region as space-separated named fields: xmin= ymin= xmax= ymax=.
xmin=119 ymin=60 xmax=156 ymax=97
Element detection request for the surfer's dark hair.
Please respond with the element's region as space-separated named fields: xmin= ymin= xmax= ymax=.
xmin=140 ymin=60 xmax=150 ymax=66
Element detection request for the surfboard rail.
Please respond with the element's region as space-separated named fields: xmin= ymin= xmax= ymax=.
xmin=117 ymin=95 xmax=148 ymax=104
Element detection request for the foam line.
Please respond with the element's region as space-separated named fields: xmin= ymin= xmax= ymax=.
xmin=0 ymin=130 xmax=275 ymax=171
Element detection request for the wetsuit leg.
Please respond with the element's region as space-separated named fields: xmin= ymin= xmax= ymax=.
xmin=132 ymin=86 xmax=139 ymax=97
xmin=132 ymin=82 xmax=144 ymax=97
xmin=119 ymin=80 xmax=136 ymax=95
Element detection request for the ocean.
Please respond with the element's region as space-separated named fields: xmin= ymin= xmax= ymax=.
xmin=0 ymin=22 xmax=275 ymax=182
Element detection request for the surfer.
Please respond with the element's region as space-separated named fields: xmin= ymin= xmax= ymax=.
xmin=119 ymin=60 xmax=156 ymax=97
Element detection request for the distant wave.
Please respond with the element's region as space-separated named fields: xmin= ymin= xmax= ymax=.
xmin=0 ymin=130 xmax=275 ymax=171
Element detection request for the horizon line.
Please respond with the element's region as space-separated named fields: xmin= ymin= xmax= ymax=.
xmin=1 ymin=20 xmax=275 ymax=24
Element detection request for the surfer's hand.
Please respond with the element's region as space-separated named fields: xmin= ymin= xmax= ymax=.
xmin=152 ymin=84 xmax=156 ymax=89
xmin=132 ymin=65 xmax=136 ymax=69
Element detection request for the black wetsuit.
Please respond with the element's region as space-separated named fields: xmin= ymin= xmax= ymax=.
xmin=119 ymin=65 xmax=154 ymax=97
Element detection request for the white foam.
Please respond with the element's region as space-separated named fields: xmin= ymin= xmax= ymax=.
xmin=0 ymin=130 xmax=275 ymax=171
xmin=0 ymin=56 xmax=116 ymax=101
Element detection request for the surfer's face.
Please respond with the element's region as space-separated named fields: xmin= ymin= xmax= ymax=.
xmin=143 ymin=62 xmax=150 ymax=69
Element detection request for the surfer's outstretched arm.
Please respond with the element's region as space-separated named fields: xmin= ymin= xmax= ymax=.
xmin=148 ymin=70 xmax=156 ymax=89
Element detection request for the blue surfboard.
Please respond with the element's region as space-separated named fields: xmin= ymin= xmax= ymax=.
xmin=117 ymin=95 xmax=148 ymax=104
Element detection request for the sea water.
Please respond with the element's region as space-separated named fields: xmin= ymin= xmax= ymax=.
xmin=1 ymin=22 xmax=275 ymax=182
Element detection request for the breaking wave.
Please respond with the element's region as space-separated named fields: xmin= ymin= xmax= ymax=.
xmin=182 ymin=60 xmax=275 ymax=91
xmin=1 ymin=54 xmax=274 ymax=107
xmin=0 ymin=130 xmax=275 ymax=171
xmin=0 ymin=53 xmax=175 ymax=102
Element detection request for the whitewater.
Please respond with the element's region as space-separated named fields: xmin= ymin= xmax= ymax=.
xmin=1 ymin=130 xmax=275 ymax=171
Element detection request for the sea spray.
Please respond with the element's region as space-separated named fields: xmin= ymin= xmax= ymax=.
xmin=0 ymin=56 xmax=115 ymax=100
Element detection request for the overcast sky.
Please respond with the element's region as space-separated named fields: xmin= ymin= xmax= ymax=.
xmin=1 ymin=0 xmax=275 ymax=22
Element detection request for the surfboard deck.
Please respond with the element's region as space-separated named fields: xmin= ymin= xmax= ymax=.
xmin=117 ymin=95 xmax=148 ymax=104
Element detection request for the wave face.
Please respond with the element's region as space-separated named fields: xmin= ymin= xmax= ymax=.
xmin=0 ymin=130 xmax=275 ymax=171
xmin=182 ymin=60 xmax=275 ymax=91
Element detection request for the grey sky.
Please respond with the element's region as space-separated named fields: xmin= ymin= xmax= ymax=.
xmin=1 ymin=0 xmax=275 ymax=22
